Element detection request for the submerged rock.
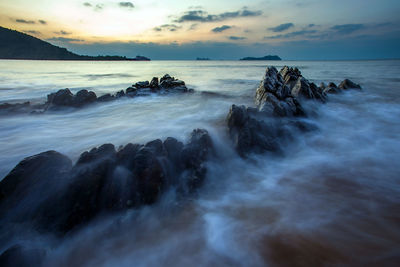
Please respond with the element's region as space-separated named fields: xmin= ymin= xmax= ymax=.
xmin=338 ymin=79 xmax=362 ymax=90
xmin=0 ymin=129 xmax=213 ymax=234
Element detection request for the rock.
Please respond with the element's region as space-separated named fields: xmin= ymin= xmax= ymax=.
xmin=159 ymin=74 xmax=188 ymax=92
xmin=0 ymin=244 xmax=45 ymax=267
xmin=149 ymin=77 xmax=159 ymax=89
xmin=97 ymin=93 xmax=115 ymax=102
xmin=135 ymin=81 xmax=150 ymax=88
xmin=115 ymin=90 xmax=125 ymax=98
xmin=126 ymin=87 xmax=138 ymax=97
xmin=291 ymin=77 xmax=326 ymax=102
xmin=46 ymin=88 xmax=98 ymax=108
xmin=0 ymin=130 xmax=213 ymax=234
xmin=74 ymin=89 xmax=97 ymax=106
xmin=227 ymin=105 xmax=281 ymax=157
xmin=180 ymin=129 xmax=213 ymax=191
xmin=255 ymin=66 xmax=304 ymax=117
xmin=46 ymin=88 xmax=74 ymax=106
xmin=0 ymin=102 xmax=31 ymax=113
xmin=0 ymin=151 xmax=72 ymax=205
xmin=338 ymin=79 xmax=362 ymax=89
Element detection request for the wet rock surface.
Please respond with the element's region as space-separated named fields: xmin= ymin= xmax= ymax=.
xmin=228 ymin=66 xmax=362 ymax=156
xmin=0 ymin=129 xmax=213 ymax=234
xmin=0 ymin=74 xmax=192 ymax=114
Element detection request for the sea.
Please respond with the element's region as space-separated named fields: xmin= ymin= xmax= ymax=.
xmin=0 ymin=59 xmax=399 ymax=266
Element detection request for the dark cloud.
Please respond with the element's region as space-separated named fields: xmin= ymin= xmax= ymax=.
xmin=153 ymin=24 xmax=181 ymax=32
xmin=228 ymin=36 xmax=246 ymax=40
xmin=265 ymin=30 xmax=318 ymax=39
xmin=268 ymin=23 xmax=294 ymax=32
xmin=188 ymin=24 xmax=198 ymax=31
xmin=23 ymin=30 xmax=41 ymax=35
xmin=331 ymin=24 xmax=364 ymax=34
xmin=119 ymin=2 xmax=134 ymax=9
xmin=15 ymin=19 xmax=36 ymax=24
xmin=175 ymin=9 xmax=262 ymax=23
xmin=54 ymin=30 xmax=72 ymax=35
xmin=38 ymin=20 xmax=47 ymax=25
xmin=83 ymin=2 xmax=103 ymax=11
xmin=212 ymin=25 xmax=232 ymax=33
xmin=94 ymin=4 xmax=104 ymax=11
xmin=47 ymin=37 xmax=84 ymax=43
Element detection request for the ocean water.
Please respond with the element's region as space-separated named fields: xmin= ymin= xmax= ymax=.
xmin=0 ymin=59 xmax=400 ymax=266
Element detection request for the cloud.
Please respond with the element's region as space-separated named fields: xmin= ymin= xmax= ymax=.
xmin=38 ymin=20 xmax=47 ymax=25
xmin=265 ymin=30 xmax=318 ymax=39
xmin=330 ymin=24 xmax=364 ymax=34
xmin=174 ymin=9 xmax=262 ymax=23
xmin=54 ymin=30 xmax=72 ymax=35
xmin=61 ymin=30 xmax=400 ymax=60
xmin=188 ymin=24 xmax=198 ymax=31
xmin=119 ymin=2 xmax=134 ymax=9
xmin=15 ymin=19 xmax=36 ymax=24
xmin=47 ymin=37 xmax=84 ymax=43
xmin=268 ymin=23 xmax=294 ymax=32
xmin=228 ymin=36 xmax=246 ymax=40
xmin=83 ymin=2 xmax=103 ymax=11
xmin=212 ymin=25 xmax=232 ymax=33
xmin=153 ymin=24 xmax=181 ymax=32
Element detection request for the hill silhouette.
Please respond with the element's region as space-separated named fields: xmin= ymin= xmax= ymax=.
xmin=0 ymin=26 xmax=149 ymax=61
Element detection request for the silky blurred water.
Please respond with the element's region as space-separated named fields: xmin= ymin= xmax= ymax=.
xmin=1 ymin=59 xmax=400 ymax=266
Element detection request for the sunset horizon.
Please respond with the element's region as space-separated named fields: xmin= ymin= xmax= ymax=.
xmin=1 ymin=0 xmax=399 ymax=59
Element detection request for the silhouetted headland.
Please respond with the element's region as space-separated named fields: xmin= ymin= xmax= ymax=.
xmin=0 ymin=27 xmax=150 ymax=61
xmin=240 ymin=55 xmax=282 ymax=61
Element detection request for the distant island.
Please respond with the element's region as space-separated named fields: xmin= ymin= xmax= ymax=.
xmin=0 ymin=26 xmax=150 ymax=61
xmin=196 ymin=57 xmax=210 ymax=60
xmin=240 ymin=55 xmax=282 ymax=61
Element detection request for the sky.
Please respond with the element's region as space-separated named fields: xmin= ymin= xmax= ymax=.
xmin=1 ymin=0 xmax=399 ymax=60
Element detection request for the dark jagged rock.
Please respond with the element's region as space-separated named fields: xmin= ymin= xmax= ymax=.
xmin=255 ymin=66 xmax=304 ymax=117
xmin=227 ymin=105 xmax=282 ymax=157
xmin=46 ymin=88 xmax=97 ymax=108
xmin=0 ymin=101 xmax=31 ymax=113
xmin=0 ymin=151 xmax=72 ymax=205
xmin=228 ymin=66 xmax=361 ymax=157
xmin=97 ymin=93 xmax=115 ymax=102
xmin=135 ymin=81 xmax=150 ymax=88
xmin=126 ymin=86 xmax=138 ymax=97
xmin=74 ymin=89 xmax=97 ymax=106
xmin=0 ymin=129 xmax=213 ymax=234
xmin=159 ymin=74 xmax=188 ymax=92
xmin=1 ymin=74 xmax=192 ymax=115
xmin=338 ymin=79 xmax=362 ymax=90
xmin=115 ymin=90 xmax=125 ymax=98
xmin=150 ymin=77 xmax=159 ymax=89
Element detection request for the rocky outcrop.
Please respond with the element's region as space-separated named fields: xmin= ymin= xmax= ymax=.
xmin=0 ymin=129 xmax=213 ymax=234
xmin=255 ymin=66 xmax=304 ymax=117
xmin=338 ymin=79 xmax=362 ymax=90
xmin=228 ymin=66 xmax=361 ymax=157
xmin=0 ymin=74 xmax=192 ymax=114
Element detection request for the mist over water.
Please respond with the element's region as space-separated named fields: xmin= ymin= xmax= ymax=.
xmin=1 ymin=60 xmax=400 ymax=266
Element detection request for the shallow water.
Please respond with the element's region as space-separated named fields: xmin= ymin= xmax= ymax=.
xmin=1 ymin=59 xmax=400 ymax=266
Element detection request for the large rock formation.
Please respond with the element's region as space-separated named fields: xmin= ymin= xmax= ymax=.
xmin=228 ymin=66 xmax=361 ymax=156
xmin=0 ymin=129 xmax=213 ymax=234
xmin=0 ymin=74 xmax=192 ymax=114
